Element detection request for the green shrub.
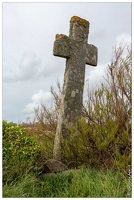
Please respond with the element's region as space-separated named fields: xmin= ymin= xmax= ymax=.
xmin=62 ymin=46 xmax=131 ymax=172
xmin=32 ymin=45 xmax=131 ymax=173
xmin=2 ymin=120 xmax=42 ymax=184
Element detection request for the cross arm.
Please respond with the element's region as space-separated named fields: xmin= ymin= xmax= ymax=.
xmin=53 ymin=34 xmax=72 ymax=58
xmin=86 ymin=44 xmax=98 ymax=66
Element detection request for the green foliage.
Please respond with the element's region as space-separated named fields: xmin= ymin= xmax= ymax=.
xmin=2 ymin=45 xmax=131 ymax=198
xmin=3 ymin=173 xmax=41 ymax=198
xmin=62 ymin=46 xmax=131 ymax=172
xmin=26 ymin=124 xmax=55 ymax=160
xmin=62 ymin=116 xmax=131 ymax=172
xmin=31 ymin=45 xmax=131 ymax=173
xmin=3 ymin=120 xmax=42 ymax=184
xmin=3 ymin=168 xmax=131 ymax=197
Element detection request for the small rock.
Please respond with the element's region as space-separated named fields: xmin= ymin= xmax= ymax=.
xmin=44 ymin=159 xmax=68 ymax=173
xmin=37 ymin=164 xmax=50 ymax=175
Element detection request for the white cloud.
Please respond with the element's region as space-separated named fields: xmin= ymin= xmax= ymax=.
xmin=116 ymin=33 xmax=131 ymax=48
xmin=84 ymin=33 xmax=131 ymax=97
xmin=85 ymin=63 xmax=108 ymax=90
xmin=22 ymin=89 xmax=52 ymax=115
xmin=112 ymin=33 xmax=131 ymax=61
xmin=32 ymin=90 xmax=51 ymax=104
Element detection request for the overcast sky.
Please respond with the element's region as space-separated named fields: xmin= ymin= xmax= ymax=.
xmin=2 ymin=2 xmax=131 ymax=123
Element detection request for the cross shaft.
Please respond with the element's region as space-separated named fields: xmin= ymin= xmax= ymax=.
xmin=53 ymin=16 xmax=98 ymax=160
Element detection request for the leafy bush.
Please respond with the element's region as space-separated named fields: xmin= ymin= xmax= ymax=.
xmin=3 ymin=120 xmax=42 ymax=184
xmin=25 ymin=124 xmax=55 ymax=160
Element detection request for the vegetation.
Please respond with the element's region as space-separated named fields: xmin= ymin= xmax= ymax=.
xmin=34 ymin=45 xmax=132 ymax=173
xmin=2 ymin=120 xmax=44 ymax=184
xmin=2 ymin=45 xmax=131 ymax=197
xmin=3 ymin=168 xmax=131 ymax=197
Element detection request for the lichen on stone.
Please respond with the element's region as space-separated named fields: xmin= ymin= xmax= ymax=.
xmin=71 ymin=90 xmax=76 ymax=97
xmin=70 ymin=16 xmax=89 ymax=27
xmin=56 ymin=34 xmax=65 ymax=39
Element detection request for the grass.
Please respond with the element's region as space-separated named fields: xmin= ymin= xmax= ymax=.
xmin=3 ymin=167 xmax=131 ymax=198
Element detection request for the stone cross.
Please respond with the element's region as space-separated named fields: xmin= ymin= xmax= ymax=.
xmin=53 ymin=16 xmax=98 ymax=160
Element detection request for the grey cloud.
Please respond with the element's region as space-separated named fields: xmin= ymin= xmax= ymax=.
xmin=3 ymin=52 xmax=42 ymax=82
xmin=2 ymin=2 xmax=131 ymax=123
xmin=3 ymin=51 xmax=65 ymax=83
xmin=19 ymin=52 xmax=41 ymax=80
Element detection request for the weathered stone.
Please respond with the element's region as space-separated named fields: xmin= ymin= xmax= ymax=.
xmin=41 ymin=163 xmax=51 ymax=173
xmin=53 ymin=16 xmax=98 ymax=160
xmin=44 ymin=159 xmax=68 ymax=173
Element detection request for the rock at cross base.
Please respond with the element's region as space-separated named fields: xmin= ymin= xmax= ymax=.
xmin=43 ymin=159 xmax=68 ymax=173
xmin=53 ymin=16 xmax=98 ymax=161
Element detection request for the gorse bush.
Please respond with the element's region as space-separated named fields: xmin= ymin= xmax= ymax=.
xmin=34 ymin=45 xmax=131 ymax=173
xmin=62 ymin=46 xmax=131 ymax=172
xmin=3 ymin=120 xmax=42 ymax=184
